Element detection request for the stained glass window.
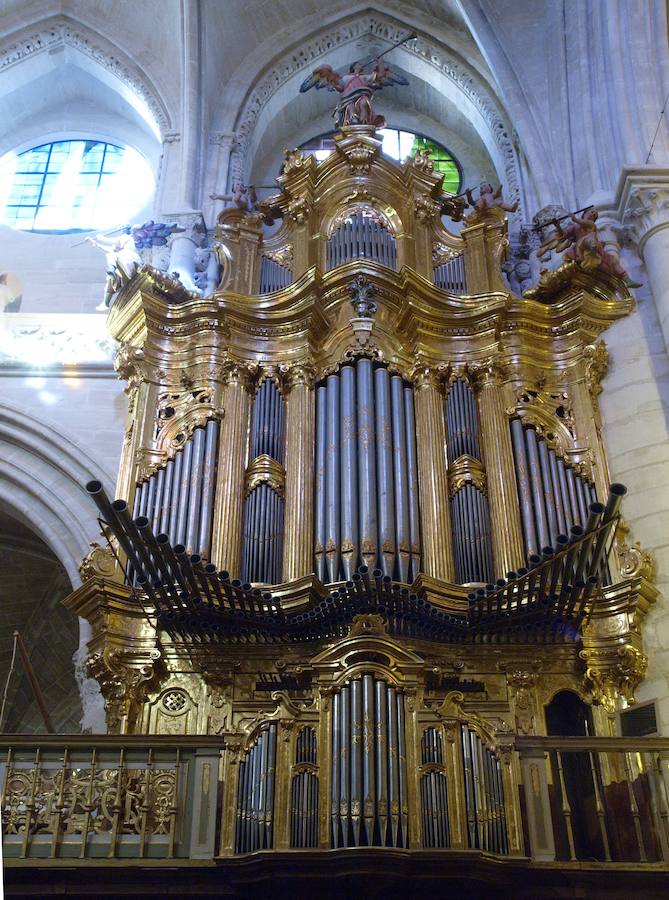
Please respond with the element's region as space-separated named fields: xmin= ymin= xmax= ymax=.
xmin=299 ymin=128 xmax=461 ymax=193
xmin=0 ymin=140 xmax=154 ymax=232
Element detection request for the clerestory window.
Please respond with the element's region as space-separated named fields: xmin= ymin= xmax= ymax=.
xmin=299 ymin=127 xmax=461 ymax=194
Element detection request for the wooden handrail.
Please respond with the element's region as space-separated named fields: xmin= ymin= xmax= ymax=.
xmin=515 ymin=735 xmax=669 ymax=753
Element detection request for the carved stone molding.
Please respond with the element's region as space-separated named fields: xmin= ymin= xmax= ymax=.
xmin=0 ymin=15 xmax=170 ymax=131
xmin=615 ymin=167 xmax=669 ymax=253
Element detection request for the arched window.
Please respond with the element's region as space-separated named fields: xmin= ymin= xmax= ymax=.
xmin=300 ymin=128 xmax=461 ymax=193
xmin=0 ymin=139 xmax=154 ymax=233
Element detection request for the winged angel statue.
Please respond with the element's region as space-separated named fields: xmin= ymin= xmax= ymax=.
xmin=300 ymin=32 xmax=415 ymax=129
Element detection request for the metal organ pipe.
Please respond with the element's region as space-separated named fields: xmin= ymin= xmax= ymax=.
xmin=447 ymin=379 xmax=493 ymax=584
xmin=129 ymin=422 xmax=220 ymax=576
xmin=326 ymin=212 xmax=397 ymax=271
xmin=332 ymin=675 xmax=408 ymax=848
xmin=508 ymin=419 xmax=601 ymax=565
xmin=313 ymin=360 xmax=421 ymax=583
xmin=242 ymin=380 xmax=285 ymax=585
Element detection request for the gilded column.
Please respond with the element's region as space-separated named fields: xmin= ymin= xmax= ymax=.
xmin=113 ymin=343 xmax=160 ymax=502
xmin=281 ymin=364 xmax=316 ymax=582
xmin=571 ymin=344 xmax=611 ymax=503
xmin=413 ymin=366 xmax=454 ymax=582
xmin=473 ymin=363 xmax=525 ymax=574
xmin=211 ymin=362 xmax=253 ymax=574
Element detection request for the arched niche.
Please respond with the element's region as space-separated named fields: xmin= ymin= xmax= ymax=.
xmin=228 ymin=13 xmax=522 ymax=213
xmin=0 ymin=507 xmax=80 ymax=733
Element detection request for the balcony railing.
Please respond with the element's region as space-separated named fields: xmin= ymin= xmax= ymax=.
xmin=2 ymin=734 xmax=669 ymax=870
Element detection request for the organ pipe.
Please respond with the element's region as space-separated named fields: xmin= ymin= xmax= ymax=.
xmin=235 ymin=723 xmax=277 ymax=853
xmin=313 ymin=360 xmax=421 ymax=583
xmin=510 ymin=419 xmax=598 ymax=564
xmin=129 ymin=421 xmax=220 ymax=574
xmin=331 ymin=675 xmax=408 ymax=848
xmin=447 ymin=379 xmax=494 ymax=584
xmin=326 ymin=211 xmax=397 ymax=271
xmin=242 ymin=380 xmax=286 ymax=585
xmin=433 ymin=255 xmax=467 ymax=292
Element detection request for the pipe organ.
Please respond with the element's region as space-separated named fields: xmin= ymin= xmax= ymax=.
xmin=331 ymin=674 xmax=408 ymax=848
xmin=69 ymin=123 xmax=658 ymax=870
xmin=314 ymin=360 xmax=421 ymax=583
xmin=510 ymin=419 xmax=599 ymax=562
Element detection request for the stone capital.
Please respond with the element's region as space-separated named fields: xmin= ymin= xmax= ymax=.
xmin=614 ymin=166 xmax=669 ymax=255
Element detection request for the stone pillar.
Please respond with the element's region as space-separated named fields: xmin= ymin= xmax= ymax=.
xmin=204 ymin=131 xmax=237 ymax=224
xmin=618 ymin=168 xmax=669 ymax=354
xmin=413 ymin=366 xmax=455 ymax=582
xmin=473 ymin=364 xmax=525 ymax=574
xmin=211 ymin=364 xmax=252 ymax=574
xmin=281 ymin=364 xmax=316 ymax=582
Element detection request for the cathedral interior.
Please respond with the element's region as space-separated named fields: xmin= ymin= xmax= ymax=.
xmin=1 ymin=1 xmax=669 ymax=897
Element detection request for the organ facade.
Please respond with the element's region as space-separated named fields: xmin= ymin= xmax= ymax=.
xmin=6 ymin=125 xmax=665 ymax=883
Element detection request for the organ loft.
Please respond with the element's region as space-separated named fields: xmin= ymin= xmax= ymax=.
xmin=6 ymin=116 xmax=668 ymax=893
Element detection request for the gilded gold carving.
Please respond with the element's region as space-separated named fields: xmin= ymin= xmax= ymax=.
xmin=581 ymin=645 xmax=648 ymax=713
xmin=245 ymin=454 xmax=286 ymax=497
xmin=282 ymin=147 xmax=308 ymax=175
xmin=349 ymin=614 xmax=387 ymax=637
xmin=410 ymin=148 xmax=434 ymax=174
xmin=448 ymin=454 xmax=487 ymax=497
xmin=584 ymin=340 xmax=609 ymax=398
xmin=79 ymin=542 xmax=118 ymax=581
xmin=614 ymin=519 xmax=655 ymax=580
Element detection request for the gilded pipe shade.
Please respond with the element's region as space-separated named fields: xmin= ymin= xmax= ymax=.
xmin=326 ymin=211 xmax=397 ymax=271
xmin=314 ymin=360 xmax=421 ymax=583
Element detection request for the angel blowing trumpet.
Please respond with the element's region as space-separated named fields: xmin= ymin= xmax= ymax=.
xmin=300 ymin=31 xmax=415 ymax=129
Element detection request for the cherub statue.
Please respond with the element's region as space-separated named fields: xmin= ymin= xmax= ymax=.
xmin=86 ymin=228 xmax=141 ymax=307
xmin=210 ymin=182 xmax=259 ymax=212
xmin=537 ymin=207 xmax=640 ymax=287
xmin=465 ymin=182 xmax=519 ymax=221
xmin=300 ymin=59 xmax=408 ymax=129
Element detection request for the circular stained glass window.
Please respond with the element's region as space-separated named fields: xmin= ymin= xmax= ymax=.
xmin=299 ymin=127 xmax=461 ymax=194
xmin=0 ymin=139 xmax=154 ymax=233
